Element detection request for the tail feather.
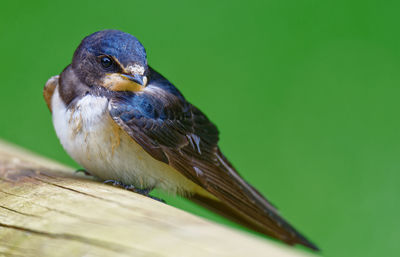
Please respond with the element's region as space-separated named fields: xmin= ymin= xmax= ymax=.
xmin=186 ymin=149 xmax=320 ymax=251
xmin=189 ymin=193 xmax=319 ymax=251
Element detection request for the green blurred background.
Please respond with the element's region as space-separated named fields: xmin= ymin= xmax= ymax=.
xmin=1 ymin=0 xmax=399 ymax=256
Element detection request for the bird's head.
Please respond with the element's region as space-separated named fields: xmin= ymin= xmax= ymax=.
xmin=72 ymin=30 xmax=148 ymax=92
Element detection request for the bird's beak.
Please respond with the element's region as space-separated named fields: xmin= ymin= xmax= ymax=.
xmin=120 ymin=74 xmax=148 ymax=87
xmin=103 ymin=73 xmax=148 ymax=92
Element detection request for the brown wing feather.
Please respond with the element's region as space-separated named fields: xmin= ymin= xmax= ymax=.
xmin=108 ymin=84 xmax=318 ymax=251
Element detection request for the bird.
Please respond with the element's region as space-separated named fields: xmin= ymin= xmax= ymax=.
xmin=43 ymin=29 xmax=319 ymax=251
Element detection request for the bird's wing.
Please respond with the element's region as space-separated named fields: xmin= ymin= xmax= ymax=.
xmin=108 ymin=68 xmax=318 ymax=250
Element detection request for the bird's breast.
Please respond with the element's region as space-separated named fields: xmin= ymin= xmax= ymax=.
xmin=51 ymin=87 xmax=199 ymax=194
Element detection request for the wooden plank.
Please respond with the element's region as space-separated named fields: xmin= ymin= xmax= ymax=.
xmin=0 ymin=140 xmax=313 ymax=257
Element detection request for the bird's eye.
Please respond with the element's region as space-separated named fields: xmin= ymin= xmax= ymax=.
xmin=100 ymin=56 xmax=113 ymax=68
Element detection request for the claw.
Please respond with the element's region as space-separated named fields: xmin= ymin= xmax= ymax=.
xmin=103 ymin=180 xmax=165 ymax=203
xmin=103 ymin=180 xmax=123 ymax=187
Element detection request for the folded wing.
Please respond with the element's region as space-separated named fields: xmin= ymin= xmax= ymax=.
xmin=108 ymin=67 xmax=318 ymax=250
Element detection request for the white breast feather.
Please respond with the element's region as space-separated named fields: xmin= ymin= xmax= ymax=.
xmin=51 ymin=87 xmax=201 ymax=195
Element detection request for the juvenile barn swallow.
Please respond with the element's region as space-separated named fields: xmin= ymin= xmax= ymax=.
xmin=43 ymin=30 xmax=318 ymax=250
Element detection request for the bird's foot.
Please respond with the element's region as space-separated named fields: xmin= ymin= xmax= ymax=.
xmin=75 ymin=169 xmax=92 ymax=176
xmin=103 ymin=180 xmax=165 ymax=203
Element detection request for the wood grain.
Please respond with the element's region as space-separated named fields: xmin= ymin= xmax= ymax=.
xmin=0 ymin=140 xmax=313 ymax=257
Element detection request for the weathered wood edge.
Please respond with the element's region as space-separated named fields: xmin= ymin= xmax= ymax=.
xmin=0 ymin=139 xmax=315 ymax=257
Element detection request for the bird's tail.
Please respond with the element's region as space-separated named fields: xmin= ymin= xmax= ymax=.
xmin=187 ymin=150 xmax=319 ymax=251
